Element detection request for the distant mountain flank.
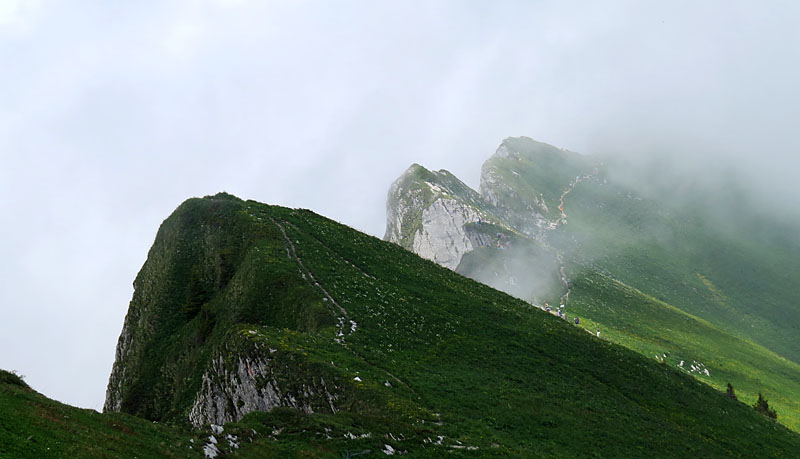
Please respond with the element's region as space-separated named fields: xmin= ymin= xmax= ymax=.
xmin=385 ymin=136 xmax=800 ymax=431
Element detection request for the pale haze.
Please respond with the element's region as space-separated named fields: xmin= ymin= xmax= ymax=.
xmin=2 ymin=0 xmax=799 ymax=410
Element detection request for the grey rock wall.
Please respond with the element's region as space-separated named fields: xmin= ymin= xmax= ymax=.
xmin=189 ymin=354 xmax=339 ymax=427
xmin=410 ymin=198 xmax=480 ymax=269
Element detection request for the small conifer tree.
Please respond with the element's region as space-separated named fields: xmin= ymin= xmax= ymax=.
xmin=753 ymin=392 xmax=777 ymax=419
xmin=726 ymin=383 xmax=737 ymax=400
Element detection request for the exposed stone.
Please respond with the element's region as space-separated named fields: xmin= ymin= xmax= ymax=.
xmin=411 ymin=198 xmax=480 ymax=269
xmin=188 ymin=354 xmax=339 ymax=428
xmin=384 ymin=163 xmax=502 ymax=269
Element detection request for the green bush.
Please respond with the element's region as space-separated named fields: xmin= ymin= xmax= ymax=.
xmin=754 ymin=392 xmax=778 ymax=420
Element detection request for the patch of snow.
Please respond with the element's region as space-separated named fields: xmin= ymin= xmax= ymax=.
xmin=353 ymin=376 xmax=362 ymax=382
xmin=211 ymin=424 xmax=223 ymax=435
xmin=208 ymin=435 xmax=217 ymax=444
xmin=383 ymin=444 xmax=396 ymax=455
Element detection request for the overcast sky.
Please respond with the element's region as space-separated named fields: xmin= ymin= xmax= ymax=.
xmin=2 ymin=0 xmax=799 ymax=410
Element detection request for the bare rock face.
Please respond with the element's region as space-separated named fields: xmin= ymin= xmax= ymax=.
xmin=384 ymin=164 xmax=497 ymax=270
xmin=384 ymin=137 xmax=595 ymax=279
xmin=189 ymin=353 xmax=339 ymax=427
xmin=410 ymin=198 xmax=480 ymax=269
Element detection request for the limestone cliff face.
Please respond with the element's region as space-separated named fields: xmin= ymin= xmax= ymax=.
xmin=410 ymin=198 xmax=481 ymax=269
xmin=384 ymin=164 xmax=498 ymax=269
xmin=384 ymin=137 xmax=595 ymax=289
xmin=188 ymin=351 xmax=340 ymax=427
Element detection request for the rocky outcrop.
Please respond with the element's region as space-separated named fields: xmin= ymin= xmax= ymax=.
xmin=384 ymin=137 xmax=595 ymax=299
xmin=410 ymin=198 xmax=481 ymax=269
xmin=479 ymin=140 xmax=554 ymax=238
xmin=384 ymin=164 xmax=500 ymax=269
xmin=189 ymin=353 xmax=339 ymax=427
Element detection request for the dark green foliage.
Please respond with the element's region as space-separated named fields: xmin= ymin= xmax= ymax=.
xmin=0 ymin=371 xmax=201 ymax=458
xmin=754 ymin=392 xmax=778 ymax=419
xmin=181 ymin=269 xmax=211 ymax=318
xmin=0 ymin=370 xmax=27 ymax=388
xmin=195 ymin=302 xmax=216 ymax=344
xmin=727 ymin=383 xmax=737 ymax=400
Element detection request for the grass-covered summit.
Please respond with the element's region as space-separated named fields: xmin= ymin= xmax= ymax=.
xmin=94 ymin=192 xmax=800 ymax=456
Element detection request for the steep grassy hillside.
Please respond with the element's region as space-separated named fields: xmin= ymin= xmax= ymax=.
xmin=480 ymin=137 xmax=597 ymax=225
xmin=453 ymin=137 xmax=800 ymax=432
xmin=0 ymin=370 xmax=199 ymax=458
xmin=100 ymin=193 xmax=800 ymax=456
xmin=561 ymin=176 xmax=800 ymax=364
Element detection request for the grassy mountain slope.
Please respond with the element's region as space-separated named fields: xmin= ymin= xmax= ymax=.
xmin=0 ymin=370 xmax=199 ymax=458
xmin=480 ymin=137 xmax=597 ymax=225
xmin=554 ymin=176 xmax=800 ymax=428
xmin=561 ymin=177 xmax=800 ymax=364
xmin=566 ymin=269 xmax=800 ymax=431
xmin=457 ymin=138 xmax=800 ymax=431
xmin=101 ymin=193 xmax=800 ymax=456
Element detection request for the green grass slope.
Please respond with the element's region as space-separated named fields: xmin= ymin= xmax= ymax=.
xmin=469 ymin=138 xmax=800 ymax=432
xmin=561 ymin=177 xmax=800 ymax=365
xmin=104 ymin=193 xmax=800 ymax=456
xmin=0 ymin=370 xmax=200 ymax=458
xmin=481 ymin=137 xmax=597 ymax=222
xmin=565 ymin=269 xmax=800 ymax=432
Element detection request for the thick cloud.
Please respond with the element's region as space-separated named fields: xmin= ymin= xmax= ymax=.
xmin=2 ymin=0 xmax=798 ymax=409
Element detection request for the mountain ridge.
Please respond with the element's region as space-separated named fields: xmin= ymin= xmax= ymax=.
xmin=385 ymin=136 xmax=800 ymax=432
xmin=94 ymin=192 xmax=800 ymax=455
